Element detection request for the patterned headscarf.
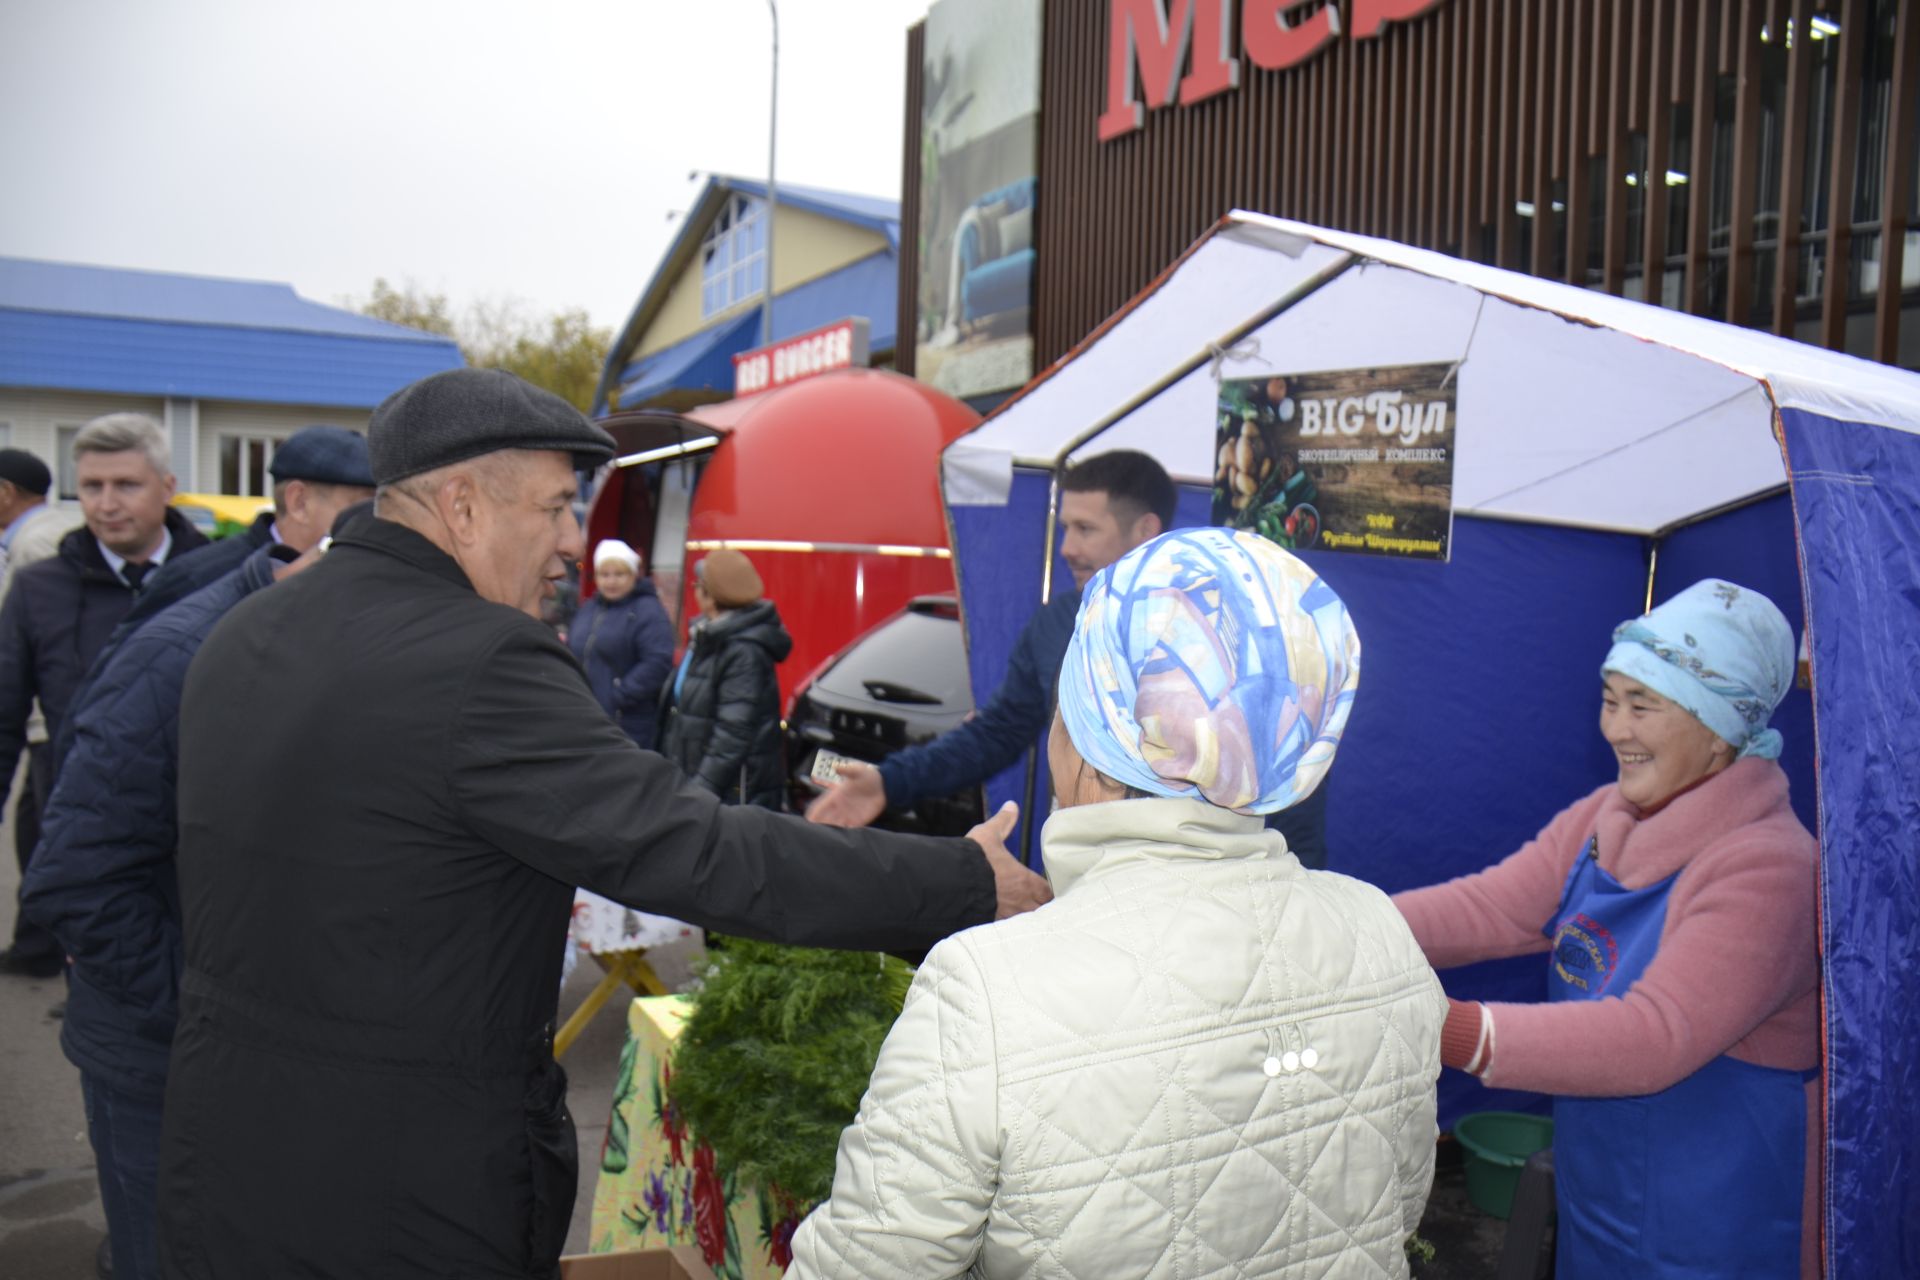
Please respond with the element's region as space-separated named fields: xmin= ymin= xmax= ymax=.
xmin=1058 ymin=528 xmax=1361 ymax=815
xmin=1602 ymin=578 xmax=1795 ymax=760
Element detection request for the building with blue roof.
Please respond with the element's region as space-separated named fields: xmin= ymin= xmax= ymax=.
xmin=594 ymin=175 xmax=900 ymax=416
xmin=0 ymin=257 xmax=463 ymax=496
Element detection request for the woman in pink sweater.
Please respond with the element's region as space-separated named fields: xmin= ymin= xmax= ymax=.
xmin=1394 ymin=578 xmax=1818 ymax=1280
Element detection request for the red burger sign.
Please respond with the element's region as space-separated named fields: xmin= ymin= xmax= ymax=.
xmin=732 ymin=317 xmax=871 ymax=398
xmin=1099 ymin=0 xmax=1450 ymax=141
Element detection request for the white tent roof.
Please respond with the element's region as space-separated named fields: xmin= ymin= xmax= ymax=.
xmin=945 ymin=213 xmax=1920 ymax=535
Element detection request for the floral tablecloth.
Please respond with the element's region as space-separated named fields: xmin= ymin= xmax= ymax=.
xmin=589 ymin=996 xmax=805 ymax=1277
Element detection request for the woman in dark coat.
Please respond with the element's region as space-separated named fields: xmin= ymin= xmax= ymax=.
xmin=660 ymin=548 xmax=792 ymax=808
xmin=567 ymin=539 xmax=674 ymax=749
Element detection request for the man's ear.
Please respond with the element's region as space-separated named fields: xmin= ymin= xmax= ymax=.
xmin=281 ymin=478 xmax=311 ymax=523
xmin=1132 ymin=511 xmax=1165 ymax=546
xmin=440 ymin=471 xmax=482 ymax=543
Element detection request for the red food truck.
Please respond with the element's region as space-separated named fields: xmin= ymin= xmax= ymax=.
xmin=584 ymin=367 xmax=981 ymax=715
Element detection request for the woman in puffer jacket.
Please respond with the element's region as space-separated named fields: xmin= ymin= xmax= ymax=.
xmin=658 ymin=548 xmax=792 ymax=808
xmin=789 ymin=528 xmax=1445 ymax=1279
xmin=567 ymin=539 xmax=675 ymax=749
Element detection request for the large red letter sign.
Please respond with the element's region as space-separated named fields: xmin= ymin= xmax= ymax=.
xmin=1350 ymin=0 xmax=1448 ymax=39
xmin=1097 ymin=0 xmax=1237 ymax=141
xmin=1242 ymin=0 xmax=1341 ymax=72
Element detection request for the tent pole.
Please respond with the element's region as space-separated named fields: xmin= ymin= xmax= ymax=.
xmin=1643 ymin=538 xmax=1662 ymax=615
xmin=1016 ymin=468 xmax=1066 ymax=866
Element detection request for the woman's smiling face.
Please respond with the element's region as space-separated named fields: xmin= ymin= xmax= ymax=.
xmin=1599 ymin=673 xmax=1733 ymax=811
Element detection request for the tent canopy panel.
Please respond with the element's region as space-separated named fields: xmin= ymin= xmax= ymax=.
xmin=954 ymin=233 xmax=1786 ymax=535
xmin=1235 ymin=215 xmax=1920 ymax=439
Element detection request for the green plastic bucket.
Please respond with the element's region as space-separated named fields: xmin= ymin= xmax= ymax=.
xmin=1453 ymin=1111 xmax=1554 ymax=1219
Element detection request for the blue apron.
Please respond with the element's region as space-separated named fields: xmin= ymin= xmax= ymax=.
xmin=1545 ymin=839 xmax=1806 ymax=1279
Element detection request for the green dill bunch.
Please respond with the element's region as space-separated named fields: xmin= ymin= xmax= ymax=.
xmin=669 ymin=939 xmax=916 ymax=1207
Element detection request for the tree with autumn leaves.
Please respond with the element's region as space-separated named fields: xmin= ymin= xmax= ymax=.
xmin=350 ymin=278 xmax=612 ymax=413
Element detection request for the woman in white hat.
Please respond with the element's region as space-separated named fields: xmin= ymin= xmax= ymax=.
xmin=566 ymin=539 xmax=674 ymax=749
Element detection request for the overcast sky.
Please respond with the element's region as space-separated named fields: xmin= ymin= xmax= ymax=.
xmin=1 ymin=0 xmax=933 ymax=332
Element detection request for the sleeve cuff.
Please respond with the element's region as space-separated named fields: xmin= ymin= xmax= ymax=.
xmin=1441 ymin=998 xmax=1491 ymax=1075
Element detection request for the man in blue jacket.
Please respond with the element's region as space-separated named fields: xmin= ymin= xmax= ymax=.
xmin=21 ymin=502 xmax=351 ymax=1280
xmin=805 ymin=451 xmax=1173 ymax=836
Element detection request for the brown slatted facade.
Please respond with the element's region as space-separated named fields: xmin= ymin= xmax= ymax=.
xmin=898 ymin=0 xmax=1920 ymax=380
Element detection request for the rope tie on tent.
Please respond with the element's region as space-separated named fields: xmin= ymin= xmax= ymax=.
xmin=1208 ymin=336 xmax=1263 ymax=383
xmin=1440 ymin=295 xmax=1488 ymax=390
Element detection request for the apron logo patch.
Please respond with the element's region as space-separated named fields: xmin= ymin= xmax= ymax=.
xmin=1551 ymin=912 xmax=1622 ymax=995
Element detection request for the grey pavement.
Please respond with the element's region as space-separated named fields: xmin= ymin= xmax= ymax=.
xmin=0 ymin=777 xmax=107 ymax=1280
xmin=0 ymin=765 xmax=703 ymax=1275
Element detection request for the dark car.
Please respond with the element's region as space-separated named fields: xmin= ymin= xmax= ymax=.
xmin=784 ymin=595 xmax=985 ymax=836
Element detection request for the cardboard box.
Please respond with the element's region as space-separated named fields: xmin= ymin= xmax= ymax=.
xmin=558 ymin=1244 xmax=720 ymax=1280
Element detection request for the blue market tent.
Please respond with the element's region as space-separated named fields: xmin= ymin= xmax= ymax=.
xmin=940 ymin=213 xmax=1919 ymax=1280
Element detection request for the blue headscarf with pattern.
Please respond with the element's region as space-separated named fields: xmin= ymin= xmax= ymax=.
xmin=1602 ymin=578 xmax=1796 ymax=760
xmin=1057 ymin=527 xmax=1361 ymax=815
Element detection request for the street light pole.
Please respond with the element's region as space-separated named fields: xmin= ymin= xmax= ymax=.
xmin=762 ymin=0 xmax=779 ymax=348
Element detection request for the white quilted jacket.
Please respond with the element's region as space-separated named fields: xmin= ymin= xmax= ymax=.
xmin=789 ymin=797 xmax=1446 ymax=1279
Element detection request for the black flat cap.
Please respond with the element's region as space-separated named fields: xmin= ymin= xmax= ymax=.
xmin=269 ymin=425 xmax=375 ymax=487
xmin=368 ymin=368 xmax=616 ymax=486
xmin=0 ymin=448 xmax=52 ymax=497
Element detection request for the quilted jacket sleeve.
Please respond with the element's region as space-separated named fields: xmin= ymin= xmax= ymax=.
xmin=787 ymin=934 xmax=999 ymax=1279
xmin=692 ymin=639 xmax=772 ymax=798
xmin=22 ymin=622 xmax=191 ymax=1032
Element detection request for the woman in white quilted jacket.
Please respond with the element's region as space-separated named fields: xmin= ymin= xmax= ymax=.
xmin=789 ymin=527 xmax=1446 ymax=1279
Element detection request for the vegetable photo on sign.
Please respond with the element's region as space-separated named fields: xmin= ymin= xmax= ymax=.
xmin=1213 ymin=362 xmax=1458 ymax=560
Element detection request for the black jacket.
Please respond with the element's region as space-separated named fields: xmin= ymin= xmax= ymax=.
xmin=660 ymin=600 xmax=793 ymax=808
xmin=54 ymin=513 xmax=271 ymax=773
xmin=566 ymin=581 xmax=674 ymax=749
xmin=24 ymin=545 xmax=286 ymax=1098
xmin=157 ymin=518 xmax=994 ymax=1280
xmin=0 ymin=508 xmax=209 ymax=792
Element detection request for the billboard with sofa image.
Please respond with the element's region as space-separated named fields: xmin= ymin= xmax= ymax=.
xmin=915 ymin=0 xmax=1039 ymax=401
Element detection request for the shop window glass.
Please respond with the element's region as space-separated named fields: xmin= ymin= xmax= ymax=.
xmin=56 ymin=425 xmax=80 ymax=500
xmin=218 ymin=434 xmax=277 ymax=497
xmin=700 ymin=194 xmax=767 ymax=319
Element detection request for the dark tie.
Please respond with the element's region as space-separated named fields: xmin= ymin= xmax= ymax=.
xmin=123 ymin=561 xmax=153 ymax=591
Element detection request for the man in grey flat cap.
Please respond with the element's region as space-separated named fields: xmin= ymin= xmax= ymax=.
xmin=156 ymin=368 xmax=1049 ymax=1280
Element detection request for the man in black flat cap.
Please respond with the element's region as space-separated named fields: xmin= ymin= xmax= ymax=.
xmin=25 ymin=502 xmax=365 ymax=1280
xmin=156 ymin=368 xmax=1049 ymax=1280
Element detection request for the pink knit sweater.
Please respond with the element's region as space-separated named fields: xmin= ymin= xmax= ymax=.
xmin=1394 ymin=755 xmax=1818 ymax=1092
xmin=1394 ymin=756 xmax=1822 ymax=1275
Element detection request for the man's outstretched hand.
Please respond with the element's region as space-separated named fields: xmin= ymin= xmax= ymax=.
xmin=966 ymin=801 xmax=1052 ymax=920
xmin=805 ymin=759 xmax=888 ymax=828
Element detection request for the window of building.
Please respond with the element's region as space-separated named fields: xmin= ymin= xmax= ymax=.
xmin=219 ymin=434 xmax=278 ymax=497
xmin=0 ymin=423 xmax=11 ymax=449
xmin=56 ymin=425 xmax=81 ymax=499
xmin=701 ymin=194 xmax=767 ymax=318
